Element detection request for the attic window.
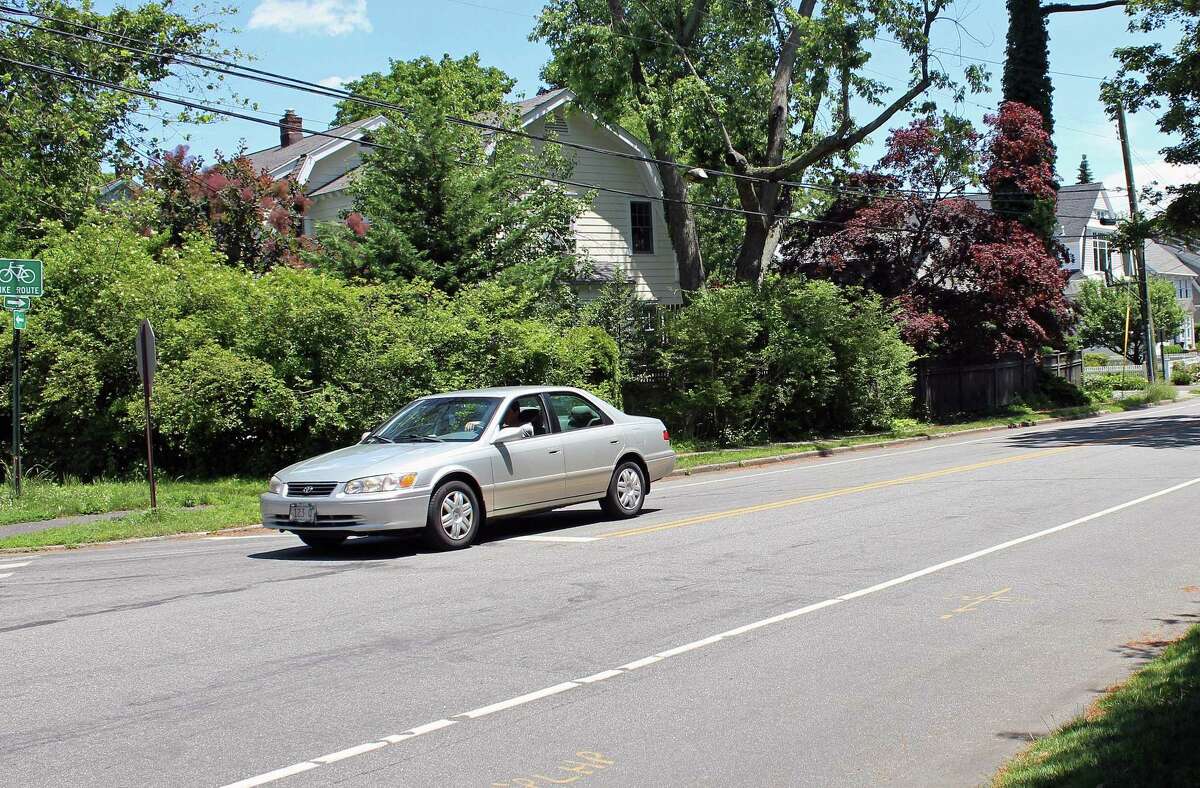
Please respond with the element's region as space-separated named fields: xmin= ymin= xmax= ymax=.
xmin=544 ymin=110 xmax=569 ymax=134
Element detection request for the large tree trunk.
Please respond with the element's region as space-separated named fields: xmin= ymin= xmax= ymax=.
xmin=657 ymin=163 xmax=705 ymax=291
xmin=733 ymin=181 xmax=785 ymax=284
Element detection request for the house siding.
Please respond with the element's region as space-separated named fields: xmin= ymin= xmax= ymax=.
xmin=526 ymin=108 xmax=682 ymax=305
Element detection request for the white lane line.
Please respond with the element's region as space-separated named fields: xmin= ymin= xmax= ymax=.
xmin=660 ymin=398 xmax=1200 ymax=493
xmin=0 ymin=573 xmax=11 ymax=579
xmin=458 ymin=682 xmax=579 ymax=719
xmin=313 ymin=742 xmax=387 ymax=764
xmin=0 ymin=561 xmax=32 ymax=569
xmin=220 ymin=761 xmax=319 ymax=788
xmin=205 ymin=535 xmax=292 ymax=540
xmin=511 ymin=535 xmax=600 ymax=543
xmin=222 ymin=473 xmax=1200 ymax=787
xmin=575 ymin=669 xmax=623 ymax=684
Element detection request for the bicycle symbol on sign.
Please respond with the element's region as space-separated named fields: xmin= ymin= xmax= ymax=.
xmin=0 ymin=261 xmax=36 ymax=285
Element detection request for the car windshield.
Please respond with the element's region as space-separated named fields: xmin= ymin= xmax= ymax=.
xmin=370 ymin=396 xmax=501 ymax=443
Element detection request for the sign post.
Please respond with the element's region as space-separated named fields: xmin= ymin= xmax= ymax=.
xmin=135 ymin=319 xmax=158 ymax=509
xmin=1 ymin=259 xmax=42 ymax=497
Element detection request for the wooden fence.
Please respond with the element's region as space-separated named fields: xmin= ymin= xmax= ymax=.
xmin=914 ymin=351 xmax=1083 ymax=418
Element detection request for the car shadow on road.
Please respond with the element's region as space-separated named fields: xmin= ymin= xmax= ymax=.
xmin=1001 ymin=414 xmax=1200 ymax=451
xmin=246 ymin=506 xmax=661 ymax=562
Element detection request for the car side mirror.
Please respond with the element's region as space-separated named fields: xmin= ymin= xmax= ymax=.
xmin=494 ymin=424 xmax=534 ymax=444
xmin=360 ymin=431 xmax=371 ymax=443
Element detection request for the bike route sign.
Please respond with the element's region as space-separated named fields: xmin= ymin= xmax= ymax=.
xmin=0 ymin=260 xmax=43 ymax=298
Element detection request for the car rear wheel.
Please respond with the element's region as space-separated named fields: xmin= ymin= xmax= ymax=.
xmin=296 ymin=532 xmax=348 ymax=550
xmin=425 ymin=480 xmax=481 ymax=550
xmin=601 ymin=461 xmax=645 ymax=518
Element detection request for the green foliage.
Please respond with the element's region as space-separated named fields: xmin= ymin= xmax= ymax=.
xmin=311 ymin=100 xmax=589 ymax=293
xmin=0 ymin=0 xmax=234 ymax=252
xmin=650 ymin=278 xmax=916 ymax=443
xmin=8 ymin=212 xmax=619 ymax=479
xmin=1080 ymin=376 xmax=1115 ymax=403
xmin=1075 ymin=278 xmax=1186 ymax=364
xmin=332 ymin=53 xmax=515 ymax=125
xmin=1164 ymin=342 xmax=1186 ymax=355
xmin=1087 ymin=372 xmax=1151 ymax=391
xmin=1171 ymin=362 xmax=1194 ymax=384
xmin=1083 ymin=352 xmax=1111 ymax=367
xmin=1035 ymin=370 xmax=1089 ymax=407
xmin=1002 ymin=0 xmax=1054 ymax=136
xmin=1077 ymin=154 xmax=1094 ymax=184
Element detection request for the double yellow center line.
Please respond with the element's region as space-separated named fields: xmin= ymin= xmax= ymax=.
xmin=602 ymin=445 xmax=1081 ymax=539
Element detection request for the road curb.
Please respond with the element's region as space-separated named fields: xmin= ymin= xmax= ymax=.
xmin=0 ymin=523 xmax=266 ymax=555
xmin=666 ymin=407 xmax=1125 ymax=478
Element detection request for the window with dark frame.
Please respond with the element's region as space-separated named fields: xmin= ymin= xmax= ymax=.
xmin=630 ymin=201 xmax=653 ymax=254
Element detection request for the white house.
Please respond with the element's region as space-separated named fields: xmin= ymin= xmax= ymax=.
xmin=244 ymin=89 xmax=683 ymax=304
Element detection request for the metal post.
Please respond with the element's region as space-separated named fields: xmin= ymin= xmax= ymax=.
xmin=140 ymin=341 xmax=157 ymax=510
xmin=11 ymin=326 xmax=20 ymax=496
xmin=1116 ymin=103 xmax=1157 ymax=382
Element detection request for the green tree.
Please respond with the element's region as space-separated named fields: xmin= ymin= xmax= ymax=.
xmin=332 ymin=53 xmax=515 ymax=125
xmin=534 ymin=0 xmax=977 ymax=286
xmin=1105 ymin=0 xmax=1200 ymax=236
xmin=1077 ymin=153 xmax=1095 ymax=183
xmin=1076 ymin=277 xmax=1184 ymax=363
xmin=312 ymin=100 xmax=590 ymax=294
xmin=0 ymin=0 xmax=235 ymax=252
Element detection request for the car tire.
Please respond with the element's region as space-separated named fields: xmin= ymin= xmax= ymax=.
xmin=425 ymin=480 xmax=482 ymax=550
xmin=601 ymin=460 xmax=646 ymax=518
xmin=297 ymin=532 xmax=348 ymax=550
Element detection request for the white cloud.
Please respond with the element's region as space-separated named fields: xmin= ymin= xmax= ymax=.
xmin=248 ymin=0 xmax=371 ymax=36
xmin=1101 ymin=158 xmax=1200 ymax=208
xmin=318 ymin=75 xmax=356 ymax=89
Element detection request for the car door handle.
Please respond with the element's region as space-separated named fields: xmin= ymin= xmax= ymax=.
xmin=609 ymin=439 xmax=620 ymax=444
xmin=548 ymin=449 xmax=560 ymax=454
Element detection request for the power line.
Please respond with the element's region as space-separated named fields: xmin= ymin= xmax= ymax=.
xmin=0 ymin=4 xmax=1058 ymax=204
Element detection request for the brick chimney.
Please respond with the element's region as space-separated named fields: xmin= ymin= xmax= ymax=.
xmin=280 ymin=109 xmax=303 ymax=148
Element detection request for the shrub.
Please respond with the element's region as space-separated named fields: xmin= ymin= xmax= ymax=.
xmin=653 ymin=278 xmax=916 ymax=442
xmin=10 ymin=211 xmax=620 ymax=479
xmin=1163 ymin=343 xmax=1186 ymax=355
xmin=1171 ymin=364 xmax=1193 ymax=385
xmin=1081 ymin=377 xmax=1115 ymax=403
xmin=1087 ymin=372 xmax=1150 ymax=391
xmin=1083 ymin=352 xmax=1110 ymax=367
xmin=1034 ymin=370 xmax=1089 ymax=407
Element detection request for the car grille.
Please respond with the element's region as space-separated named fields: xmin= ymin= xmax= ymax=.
xmin=269 ymin=514 xmax=364 ymax=527
xmin=285 ymin=482 xmax=338 ymax=497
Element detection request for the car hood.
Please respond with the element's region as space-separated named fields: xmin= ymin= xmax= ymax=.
xmin=277 ymin=442 xmax=466 ymax=482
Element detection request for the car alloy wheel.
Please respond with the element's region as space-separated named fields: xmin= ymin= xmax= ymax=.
xmin=440 ymin=490 xmax=474 ymax=540
xmin=616 ymin=466 xmax=642 ymax=511
xmin=601 ymin=460 xmax=646 ymax=518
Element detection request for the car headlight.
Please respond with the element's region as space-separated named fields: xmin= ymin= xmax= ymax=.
xmin=344 ymin=472 xmax=417 ymax=494
xmin=268 ymin=475 xmax=285 ymax=495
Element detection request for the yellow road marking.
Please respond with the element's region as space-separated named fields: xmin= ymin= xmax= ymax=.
xmin=603 ymin=445 xmax=1078 ymax=539
xmin=940 ymin=586 xmax=1015 ymax=620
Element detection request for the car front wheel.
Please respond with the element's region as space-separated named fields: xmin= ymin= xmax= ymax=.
xmin=601 ymin=461 xmax=646 ymax=518
xmin=425 ymin=480 xmax=481 ymax=550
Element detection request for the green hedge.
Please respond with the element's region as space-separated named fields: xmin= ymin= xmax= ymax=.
xmin=8 ymin=213 xmax=619 ymax=478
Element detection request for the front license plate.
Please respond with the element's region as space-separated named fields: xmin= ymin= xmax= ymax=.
xmin=289 ymin=503 xmax=317 ymax=523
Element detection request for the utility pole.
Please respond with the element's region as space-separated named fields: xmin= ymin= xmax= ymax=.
xmin=1115 ymin=102 xmax=1157 ymax=382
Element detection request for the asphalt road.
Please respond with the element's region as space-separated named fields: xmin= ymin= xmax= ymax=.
xmin=3 ymin=401 xmax=1200 ymax=787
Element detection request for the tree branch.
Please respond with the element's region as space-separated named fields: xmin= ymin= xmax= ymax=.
xmin=678 ymin=0 xmax=709 ymax=46
xmin=1041 ymin=1 xmax=1126 ymax=14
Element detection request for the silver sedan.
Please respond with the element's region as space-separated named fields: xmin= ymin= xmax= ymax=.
xmin=260 ymin=386 xmax=675 ymax=550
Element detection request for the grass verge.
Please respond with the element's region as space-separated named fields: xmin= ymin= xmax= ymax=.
xmin=993 ymin=625 xmax=1200 ymax=787
xmin=0 ymin=478 xmax=262 ymax=549
xmin=1112 ymin=381 xmax=1178 ymax=411
xmin=674 ymin=403 xmax=1104 ymax=471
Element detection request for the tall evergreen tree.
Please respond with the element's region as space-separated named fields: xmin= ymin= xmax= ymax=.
xmin=1077 ymin=154 xmax=1095 ymax=183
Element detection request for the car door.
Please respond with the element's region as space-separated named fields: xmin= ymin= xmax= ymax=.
xmin=489 ymin=395 xmax=565 ymax=511
xmin=545 ymin=392 xmax=624 ymax=498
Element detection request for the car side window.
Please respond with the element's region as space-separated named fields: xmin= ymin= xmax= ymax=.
xmin=548 ymin=393 xmax=604 ymax=432
xmin=502 ymin=395 xmax=552 ymax=436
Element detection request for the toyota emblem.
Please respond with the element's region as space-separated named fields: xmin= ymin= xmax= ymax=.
xmin=302 ymin=485 xmax=313 ymax=494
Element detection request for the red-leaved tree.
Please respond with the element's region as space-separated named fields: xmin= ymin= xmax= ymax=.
xmin=782 ymin=108 xmax=1072 ymax=361
xmin=143 ymin=146 xmax=313 ymax=272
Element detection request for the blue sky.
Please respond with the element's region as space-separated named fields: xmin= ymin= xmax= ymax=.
xmin=118 ymin=0 xmax=1197 ymax=195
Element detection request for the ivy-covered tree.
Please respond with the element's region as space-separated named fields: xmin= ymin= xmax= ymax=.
xmin=141 ymin=146 xmax=312 ymax=272
xmin=984 ymin=102 xmax=1060 ymax=239
xmin=0 ymin=0 xmax=237 ymax=253
xmin=1077 ymin=154 xmax=1095 ymax=183
xmin=783 ymin=111 xmax=1073 ymax=361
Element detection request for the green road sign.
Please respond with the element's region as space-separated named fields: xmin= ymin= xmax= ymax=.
xmin=3 ymin=296 xmax=30 ymax=311
xmin=0 ymin=260 xmax=42 ymax=298
xmin=12 ymin=310 xmax=26 ymax=330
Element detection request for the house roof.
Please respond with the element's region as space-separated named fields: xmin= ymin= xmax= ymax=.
xmin=309 ymin=169 xmax=357 ymax=197
xmin=961 ymin=182 xmax=1104 ymax=241
xmin=1159 ymin=240 xmax=1200 ymax=277
xmin=1144 ymin=239 xmax=1197 ymax=278
xmin=245 ymin=114 xmax=383 ymax=178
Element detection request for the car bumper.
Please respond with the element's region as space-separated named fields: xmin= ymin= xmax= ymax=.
xmin=646 ymin=451 xmax=676 ymax=481
xmin=259 ymin=490 xmax=430 ymax=533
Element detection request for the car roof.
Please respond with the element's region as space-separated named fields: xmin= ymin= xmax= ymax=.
xmin=423 ymin=385 xmax=584 ymax=398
